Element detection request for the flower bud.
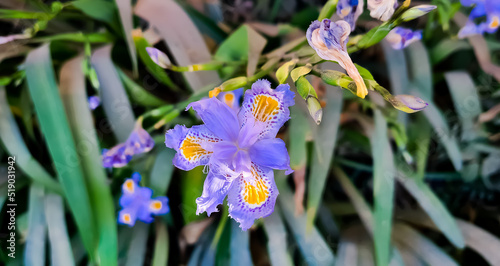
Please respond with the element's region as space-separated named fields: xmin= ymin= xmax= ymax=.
xmin=400 ymin=5 xmax=436 ymax=22
xmin=146 ymin=47 xmax=171 ymax=68
xmin=306 ymin=96 xmax=323 ymax=125
xmin=219 ymin=77 xmax=248 ymax=92
xmin=390 ymin=94 xmax=428 ymax=113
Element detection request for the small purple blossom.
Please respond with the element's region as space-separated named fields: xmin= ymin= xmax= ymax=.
xmin=165 ymin=79 xmax=294 ymax=230
xmin=385 ymin=27 xmax=422 ymax=49
xmin=336 ymin=0 xmax=364 ymax=31
xmin=102 ymin=120 xmax=155 ymax=168
xmin=88 ymin=96 xmax=101 ymax=110
xmin=217 ymin=88 xmax=244 ymax=112
xmin=118 ymin=172 xmax=169 ymax=227
xmin=459 ymin=0 xmax=499 ymax=38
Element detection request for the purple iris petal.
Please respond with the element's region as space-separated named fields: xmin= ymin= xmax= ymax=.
xmin=196 ymin=172 xmax=233 ymax=216
xmin=459 ymin=0 xmax=499 ymax=38
xmin=102 ymin=144 xmax=132 ymax=168
xmin=125 ymin=124 xmax=155 ymax=154
xmin=88 ymin=96 xmax=101 ymax=110
xmin=187 ymin=97 xmax=240 ymax=141
xmin=336 ymin=0 xmax=364 ymax=31
xmin=386 ymin=27 xmax=422 ymax=49
xmin=249 ymin=138 xmax=293 ymax=174
xmin=217 ymin=87 xmax=244 ymax=112
xmin=118 ymin=173 xmax=170 ymax=227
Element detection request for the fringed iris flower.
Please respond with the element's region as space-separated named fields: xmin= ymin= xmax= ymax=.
xmin=459 ymin=0 xmax=499 ymax=38
xmin=118 ymin=172 xmax=169 ymax=227
xmin=165 ymin=80 xmax=294 ymax=230
xmin=368 ymin=0 xmax=398 ymax=21
xmin=307 ymin=19 xmax=369 ymax=99
xmin=337 ymin=0 xmax=364 ymax=31
xmin=102 ymin=120 xmax=155 ymax=168
xmin=385 ymin=27 xmax=422 ymax=49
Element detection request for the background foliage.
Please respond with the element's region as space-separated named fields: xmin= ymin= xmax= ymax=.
xmin=0 ymin=0 xmax=499 ymax=265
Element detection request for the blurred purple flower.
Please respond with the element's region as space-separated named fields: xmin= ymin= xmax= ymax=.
xmin=306 ymin=19 xmax=368 ymax=98
xmin=118 ymin=172 xmax=169 ymax=227
xmin=385 ymin=27 xmax=422 ymax=49
xmin=165 ymin=79 xmax=294 ymax=230
xmin=459 ymin=0 xmax=499 ymax=38
xmin=102 ymin=120 xmax=155 ymax=168
xmin=337 ymin=0 xmax=364 ymax=31
xmin=88 ymin=96 xmax=101 ymax=110
xmin=217 ymin=88 xmax=244 ymax=112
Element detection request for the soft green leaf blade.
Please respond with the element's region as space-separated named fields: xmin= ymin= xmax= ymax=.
xmin=59 ymin=56 xmax=118 ymax=266
xmin=91 ymin=45 xmax=135 ymax=142
xmin=150 ymin=148 xmax=176 ymax=196
xmin=276 ymin=172 xmax=336 ymax=265
xmin=115 ymin=0 xmax=138 ymax=76
xmin=406 ymin=42 xmax=433 ymax=99
xmin=72 ymin=0 xmax=120 ymax=31
xmin=180 ymin=2 xmax=228 ymax=44
xmin=152 ymin=221 xmax=169 ymax=266
xmin=25 ymin=44 xmax=97 ymax=259
xmin=396 ymin=169 xmax=465 ymax=248
xmin=116 ymin=67 xmax=167 ymax=107
xmin=371 ymin=109 xmax=395 ymax=266
xmin=456 ymin=219 xmax=500 ymax=265
xmin=430 ymin=39 xmax=471 ymax=65
xmin=444 ymin=71 xmax=482 ymax=141
xmin=289 ymin=105 xmax=310 ymax=169
xmin=392 ymin=223 xmax=457 ymax=265
xmin=307 ymin=79 xmax=343 ymax=232
xmin=229 ymin=220 xmax=252 ymax=265
xmin=45 ymin=193 xmax=74 ymax=266
xmin=125 ymin=223 xmax=150 ymax=266
xmin=263 ymin=212 xmax=293 ymax=266
xmin=181 ymin=167 xmax=206 ymax=223
xmin=135 ymin=0 xmax=220 ymax=91
xmin=0 ymin=87 xmax=62 ymax=194
xmin=24 ymin=185 xmax=46 ymax=266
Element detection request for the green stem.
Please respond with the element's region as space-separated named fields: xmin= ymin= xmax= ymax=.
xmin=318 ymin=0 xmax=339 ymax=20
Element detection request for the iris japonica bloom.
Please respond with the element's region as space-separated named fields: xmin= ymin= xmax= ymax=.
xmin=368 ymin=0 xmax=398 ymax=21
xmin=307 ymin=19 xmax=369 ymax=99
xmin=88 ymin=95 xmax=101 ymax=110
xmin=337 ymin=0 xmax=364 ymax=31
xmin=459 ymin=0 xmax=500 ymax=38
xmin=165 ymin=80 xmax=294 ymax=230
xmin=118 ymin=172 xmax=169 ymax=227
xmin=385 ymin=27 xmax=422 ymax=49
xmin=102 ymin=119 xmax=155 ymax=168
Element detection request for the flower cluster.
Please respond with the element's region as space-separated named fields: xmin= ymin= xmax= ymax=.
xmin=459 ymin=0 xmax=499 ymax=38
xmin=118 ymin=173 xmax=169 ymax=226
xmin=165 ymin=80 xmax=294 ymax=230
xmin=385 ymin=27 xmax=423 ymax=49
xmin=102 ymin=120 xmax=154 ymax=168
xmin=307 ymin=19 xmax=369 ymax=98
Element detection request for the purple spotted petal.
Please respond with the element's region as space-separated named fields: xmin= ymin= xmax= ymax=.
xmin=125 ymin=124 xmax=155 ymax=155
xmin=227 ymin=164 xmax=278 ymax=231
xmin=102 ymin=143 xmax=132 ymax=168
xmin=187 ymin=97 xmax=240 ymax=141
xmin=386 ymin=27 xmax=422 ymax=49
xmin=196 ymin=171 xmax=233 ymax=216
xmin=249 ymin=138 xmax=293 ymax=174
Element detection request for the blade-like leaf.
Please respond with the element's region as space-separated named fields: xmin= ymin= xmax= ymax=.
xmin=229 ymin=220 xmax=252 ymax=265
xmin=116 ymin=67 xmax=167 ymax=107
xmin=371 ymin=109 xmax=395 ymax=266
xmin=59 ymin=55 xmax=118 ymax=266
xmin=289 ymin=105 xmax=310 ymax=169
xmin=149 ymin=148 xmax=176 ymax=196
xmin=307 ymin=74 xmax=343 ymax=231
xmin=135 ymin=0 xmax=220 ymax=91
xmin=91 ymin=45 xmax=135 ymax=142
xmin=0 ymin=87 xmax=62 ymax=194
xmin=45 ymin=193 xmax=74 ymax=266
xmin=25 ymin=44 xmax=97 ymax=259
xmin=115 ymin=0 xmax=138 ymax=76
xmin=263 ymin=212 xmax=293 ymax=266
xmin=152 ymin=221 xmax=169 ymax=266
xmin=125 ymin=223 xmax=150 ymax=266
xmin=456 ymin=219 xmax=500 ymax=265
xmin=24 ymin=185 xmax=46 ymax=266
xmin=246 ymin=26 xmax=267 ymax=77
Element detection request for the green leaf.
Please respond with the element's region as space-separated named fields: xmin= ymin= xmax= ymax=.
xmin=356 ymin=22 xmax=394 ymax=49
xmin=149 ymin=149 xmax=176 ymax=196
xmin=91 ymin=45 xmax=135 ymax=142
xmin=288 ymin=106 xmax=310 ymax=169
xmin=116 ymin=67 xmax=167 ymax=107
xmin=229 ymin=220 xmax=252 ymax=265
xmin=181 ymin=167 xmax=206 ymax=224
xmin=24 ymin=185 xmax=47 ymax=266
xmin=180 ymin=2 xmax=228 ymax=44
xmin=396 ymin=168 xmax=465 ymax=248
xmin=276 ymin=173 xmax=336 ymax=265
xmin=306 ymin=79 xmax=342 ymax=232
xmin=25 ymin=44 xmax=97 ymax=260
xmin=125 ymin=223 xmax=150 ymax=266
xmin=152 ymin=221 xmax=169 ymax=266
xmin=0 ymin=88 xmax=62 ymax=194
xmin=115 ymin=0 xmax=138 ymax=76
xmin=291 ymin=64 xmax=312 ymax=82
xmin=0 ymin=8 xmax=50 ymax=19
xmin=59 ymin=56 xmax=118 ymax=266
xmin=276 ymin=59 xmax=298 ymax=84
xmin=135 ymin=0 xmax=220 ymax=91
xmin=392 ymin=223 xmax=458 ymax=265
xmin=262 ymin=213 xmax=293 ymax=266
xmin=295 ymin=76 xmax=317 ymax=99
xmin=45 ymin=193 xmax=75 ymax=266
xmin=371 ymin=109 xmax=395 ymax=266
xmin=430 ymin=39 xmax=471 ymax=65
xmin=406 ymin=42 xmax=433 ymax=99
xmin=72 ymin=0 xmax=120 ymax=31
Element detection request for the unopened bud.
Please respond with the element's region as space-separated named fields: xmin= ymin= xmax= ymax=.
xmin=146 ymin=47 xmax=171 ymax=68
xmin=400 ymin=5 xmax=436 ymax=22
xmin=390 ymin=94 xmax=428 ymax=113
xmin=306 ymin=96 xmax=323 ymax=125
xmin=219 ymin=77 xmax=247 ymax=92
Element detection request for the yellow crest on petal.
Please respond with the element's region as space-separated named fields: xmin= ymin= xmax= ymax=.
xmin=252 ymin=95 xmax=280 ymax=122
